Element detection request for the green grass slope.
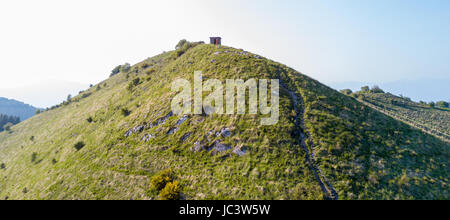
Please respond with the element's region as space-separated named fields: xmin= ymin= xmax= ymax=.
xmin=349 ymin=91 xmax=449 ymax=142
xmin=0 ymin=43 xmax=448 ymax=200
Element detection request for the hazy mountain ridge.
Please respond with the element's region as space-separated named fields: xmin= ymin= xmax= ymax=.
xmin=0 ymin=97 xmax=37 ymax=121
xmin=0 ymin=81 xmax=91 ymax=108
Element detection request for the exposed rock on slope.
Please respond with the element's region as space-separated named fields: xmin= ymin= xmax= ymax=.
xmin=0 ymin=43 xmax=448 ymax=200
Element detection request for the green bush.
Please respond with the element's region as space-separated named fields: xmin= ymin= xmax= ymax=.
xmin=370 ymin=85 xmax=385 ymax=93
xmin=361 ymin=86 xmax=370 ymax=92
xmin=121 ymin=108 xmax=131 ymax=117
xmin=174 ymin=40 xmax=204 ymax=57
xmin=74 ymin=141 xmax=85 ymax=151
xmin=151 ymin=168 xmax=174 ymax=191
xmin=158 ymin=181 xmax=180 ymax=200
xmin=0 ymin=115 xmax=19 ymax=132
xmin=87 ymin=117 xmax=93 ymax=123
xmin=2 ymin=122 xmax=13 ymax=132
xmin=81 ymin=93 xmax=92 ymax=99
xmin=110 ymin=63 xmax=131 ymax=77
xmin=0 ymin=163 xmax=5 ymax=169
xmin=120 ymin=63 xmax=131 ymax=73
xmin=146 ymin=68 xmax=156 ymax=75
xmin=340 ymin=89 xmax=353 ymax=95
xmin=175 ymin=39 xmax=188 ymax=50
xmin=436 ymin=101 xmax=449 ymax=108
xmin=110 ymin=65 xmax=122 ymax=77
xmin=127 ymin=78 xmax=141 ymax=91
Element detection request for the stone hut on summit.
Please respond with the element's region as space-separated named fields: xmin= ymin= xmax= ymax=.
xmin=210 ymin=37 xmax=222 ymax=45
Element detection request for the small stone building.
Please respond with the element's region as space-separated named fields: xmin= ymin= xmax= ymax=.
xmin=210 ymin=37 xmax=222 ymax=45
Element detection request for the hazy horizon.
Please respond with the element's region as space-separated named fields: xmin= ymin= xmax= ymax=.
xmin=1 ymin=0 xmax=449 ymax=107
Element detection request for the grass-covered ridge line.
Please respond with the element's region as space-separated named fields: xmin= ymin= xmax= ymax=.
xmin=0 ymin=42 xmax=448 ymax=200
xmin=344 ymin=88 xmax=449 ymax=142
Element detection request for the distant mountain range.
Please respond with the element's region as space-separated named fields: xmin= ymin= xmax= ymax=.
xmin=327 ymin=78 xmax=450 ymax=103
xmin=0 ymin=97 xmax=37 ymax=121
xmin=0 ymin=80 xmax=90 ymax=108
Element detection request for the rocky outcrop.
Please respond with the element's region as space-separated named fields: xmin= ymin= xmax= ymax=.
xmin=124 ymin=125 xmax=145 ymax=137
xmin=180 ymin=132 xmax=191 ymax=142
xmin=208 ymin=141 xmax=232 ymax=155
xmin=141 ymin=134 xmax=155 ymax=142
xmin=216 ymin=128 xmax=232 ymax=138
xmin=147 ymin=111 xmax=174 ymax=129
xmin=191 ymin=141 xmax=205 ymax=152
xmin=125 ymin=111 xmax=175 ymax=138
xmin=232 ymin=145 xmax=247 ymax=156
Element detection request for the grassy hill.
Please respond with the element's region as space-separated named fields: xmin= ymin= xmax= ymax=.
xmin=0 ymin=97 xmax=37 ymax=121
xmin=0 ymin=42 xmax=448 ymax=200
xmin=347 ymin=89 xmax=449 ymax=142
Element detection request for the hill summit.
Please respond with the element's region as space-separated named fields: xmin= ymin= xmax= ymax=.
xmin=0 ymin=41 xmax=448 ymax=200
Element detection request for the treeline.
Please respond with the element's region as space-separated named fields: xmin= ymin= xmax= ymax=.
xmin=0 ymin=97 xmax=37 ymax=121
xmin=0 ymin=114 xmax=20 ymax=132
xmin=341 ymin=85 xmax=449 ymax=108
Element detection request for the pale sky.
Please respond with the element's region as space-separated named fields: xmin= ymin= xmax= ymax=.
xmin=1 ymin=0 xmax=449 ymax=107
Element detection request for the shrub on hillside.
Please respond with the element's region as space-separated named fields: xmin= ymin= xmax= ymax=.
xmin=110 ymin=63 xmax=132 ymax=77
xmin=120 ymin=63 xmax=131 ymax=73
xmin=159 ymin=181 xmax=180 ymax=200
xmin=127 ymin=78 xmax=141 ymax=91
xmin=175 ymin=39 xmax=188 ymax=50
xmin=370 ymin=85 xmax=385 ymax=93
xmin=2 ymin=122 xmax=13 ymax=132
xmin=146 ymin=68 xmax=156 ymax=75
xmin=110 ymin=65 xmax=122 ymax=77
xmin=436 ymin=101 xmax=449 ymax=108
xmin=151 ymin=168 xmax=175 ymax=191
xmin=340 ymin=89 xmax=353 ymax=95
xmin=121 ymin=108 xmax=131 ymax=117
xmin=0 ymin=163 xmax=5 ymax=169
xmin=74 ymin=141 xmax=85 ymax=151
xmin=174 ymin=40 xmax=204 ymax=57
xmin=361 ymin=86 xmax=370 ymax=92
xmin=31 ymin=152 xmax=38 ymax=163
xmin=0 ymin=114 xmax=19 ymax=132
xmin=87 ymin=117 xmax=93 ymax=123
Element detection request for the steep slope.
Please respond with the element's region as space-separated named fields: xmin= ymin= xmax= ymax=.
xmin=349 ymin=91 xmax=449 ymax=142
xmin=0 ymin=43 xmax=448 ymax=200
xmin=0 ymin=97 xmax=37 ymax=121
